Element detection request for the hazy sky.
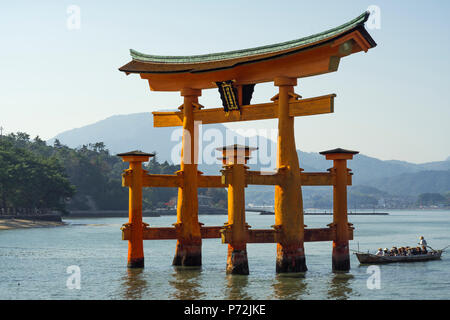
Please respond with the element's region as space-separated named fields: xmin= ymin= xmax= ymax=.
xmin=1 ymin=1 xmax=449 ymax=163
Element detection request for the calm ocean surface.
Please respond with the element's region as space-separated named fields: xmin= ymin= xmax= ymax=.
xmin=0 ymin=210 xmax=449 ymax=300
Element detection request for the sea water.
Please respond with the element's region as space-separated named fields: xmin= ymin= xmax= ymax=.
xmin=0 ymin=210 xmax=449 ymax=300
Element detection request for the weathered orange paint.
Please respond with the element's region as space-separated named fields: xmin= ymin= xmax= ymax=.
xmin=173 ymin=89 xmax=203 ymax=267
xmin=119 ymin=154 xmax=153 ymax=268
xmin=122 ymin=225 xmax=223 ymax=240
xmin=142 ymin=174 xmax=181 ymax=188
xmin=273 ymin=77 xmax=307 ymax=273
xmin=152 ymin=94 xmax=335 ymax=127
xmin=220 ymin=146 xmax=256 ymax=275
xmin=322 ymin=151 xmax=358 ymax=272
xmin=124 ymin=225 xmax=354 ymax=243
xmin=197 ymin=174 xmax=225 ymax=188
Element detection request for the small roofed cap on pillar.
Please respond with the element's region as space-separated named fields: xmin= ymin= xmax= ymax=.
xmin=319 ymin=148 xmax=359 ymax=160
xmin=117 ymin=150 xmax=155 ymax=162
xmin=216 ymin=144 xmax=258 ymax=164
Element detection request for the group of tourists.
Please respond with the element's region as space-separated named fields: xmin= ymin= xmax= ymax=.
xmin=375 ymin=237 xmax=432 ymax=256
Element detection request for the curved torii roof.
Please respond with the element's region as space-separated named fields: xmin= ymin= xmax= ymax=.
xmin=119 ymin=11 xmax=376 ymax=91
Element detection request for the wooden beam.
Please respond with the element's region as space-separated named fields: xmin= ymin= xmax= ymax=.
xmin=123 ymin=226 xmax=224 ymax=241
xmin=245 ymin=171 xmax=281 ymax=185
xmin=142 ymin=174 xmax=181 ymax=188
xmin=331 ymin=30 xmax=370 ymax=53
xmin=153 ymin=94 xmax=335 ymax=127
xmin=198 ymin=175 xmax=226 ymax=188
xmin=221 ymin=171 xmax=353 ymax=187
xmin=246 ymin=229 xmax=277 ymax=243
xmin=305 ymin=228 xmax=335 ymax=242
xmin=301 ymin=172 xmax=334 ymax=186
xmin=242 ymin=171 xmax=351 ymax=186
xmin=125 ymin=171 xmax=351 ymax=188
xmin=123 ymin=226 xmax=353 ymax=242
xmin=300 ymin=172 xmax=352 ymax=186
xmin=122 ymin=171 xmax=132 ymax=187
xmin=152 ymin=112 xmax=183 ymax=127
xmin=200 ymin=226 xmax=223 ymax=239
xmin=143 ymin=227 xmax=176 ymax=240
xmin=289 ymin=94 xmax=335 ymax=117
xmin=221 ymin=227 xmax=354 ymax=244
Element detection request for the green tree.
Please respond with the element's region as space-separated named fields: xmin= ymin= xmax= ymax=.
xmin=0 ymin=136 xmax=74 ymax=213
xmin=417 ymin=193 xmax=446 ymax=206
xmin=445 ymin=192 xmax=450 ymax=206
xmin=1 ymin=132 xmax=227 ymax=213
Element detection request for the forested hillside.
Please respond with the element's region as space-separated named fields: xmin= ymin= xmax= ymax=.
xmin=0 ymin=132 xmax=226 ymax=214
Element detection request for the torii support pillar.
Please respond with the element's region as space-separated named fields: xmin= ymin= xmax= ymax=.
xmin=274 ymin=77 xmax=307 ymax=273
xmin=173 ymin=88 xmax=203 ymax=267
xmin=218 ymin=145 xmax=257 ymax=275
xmin=320 ymin=148 xmax=359 ymax=272
xmin=118 ymin=151 xmax=155 ymax=268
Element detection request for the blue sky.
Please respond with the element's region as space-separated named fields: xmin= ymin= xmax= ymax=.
xmin=1 ymin=1 xmax=449 ymax=163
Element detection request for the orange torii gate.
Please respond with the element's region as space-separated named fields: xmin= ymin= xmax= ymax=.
xmin=118 ymin=11 xmax=376 ymax=273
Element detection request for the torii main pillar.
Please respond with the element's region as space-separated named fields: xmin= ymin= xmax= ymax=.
xmin=274 ymin=77 xmax=307 ymax=273
xmin=173 ymin=88 xmax=202 ymax=266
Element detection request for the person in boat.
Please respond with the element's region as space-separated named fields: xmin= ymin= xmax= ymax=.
xmin=383 ymin=248 xmax=390 ymax=256
xmin=419 ymin=236 xmax=427 ymax=247
xmin=391 ymin=247 xmax=398 ymax=256
xmin=406 ymin=247 xmax=412 ymax=256
xmin=375 ymin=248 xmax=383 ymax=256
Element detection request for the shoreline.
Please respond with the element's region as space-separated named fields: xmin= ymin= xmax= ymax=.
xmin=0 ymin=219 xmax=66 ymax=230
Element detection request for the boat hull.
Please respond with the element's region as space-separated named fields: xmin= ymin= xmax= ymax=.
xmin=355 ymin=251 xmax=442 ymax=264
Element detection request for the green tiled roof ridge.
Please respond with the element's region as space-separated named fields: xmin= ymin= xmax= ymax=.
xmin=130 ymin=11 xmax=370 ymax=64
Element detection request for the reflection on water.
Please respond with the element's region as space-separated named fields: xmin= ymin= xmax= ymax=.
xmin=119 ymin=268 xmax=355 ymax=300
xmin=271 ymin=273 xmax=308 ymax=299
xmin=327 ymin=273 xmax=355 ymax=300
xmin=224 ymin=275 xmax=251 ymax=300
xmin=169 ymin=267 xmax=205 ymax=300
xmin=121 ymin=268 xmax=148 ymax=300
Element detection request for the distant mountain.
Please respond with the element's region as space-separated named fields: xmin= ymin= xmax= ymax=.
xmin=349 ymin=185 xmax=390 ymax=197
xmin=49 ymin=113 xmax=184 ymax=162
xmin=49 ymin=113 xmax=275 ymax=175
xmin=296 ymin=151 xmax=425 ymax=185
xmin=417 ymin=161 xmax=450 ymax=171
xmin=369 ymin=170 xmax=450 ymax=196
xmin=50 ymin=112 xmax=450 ymax=197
